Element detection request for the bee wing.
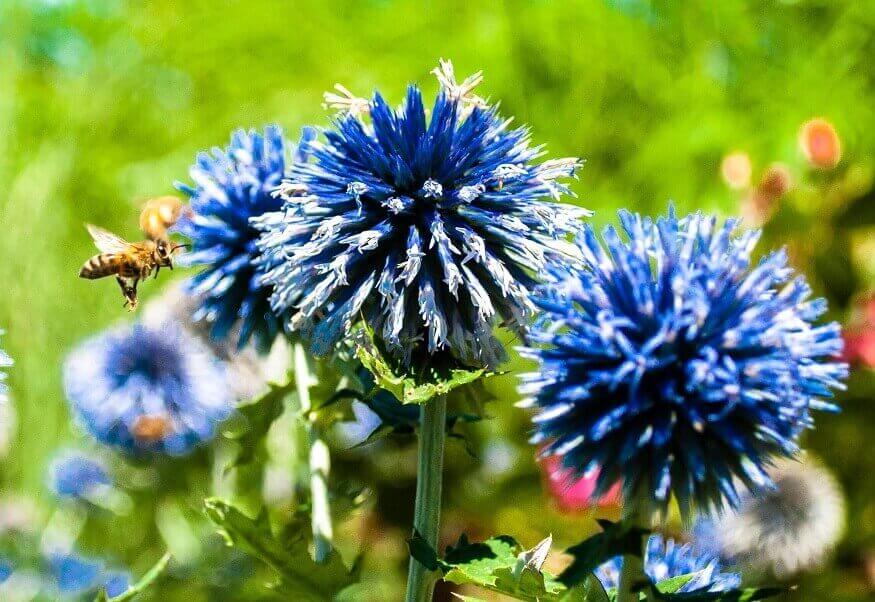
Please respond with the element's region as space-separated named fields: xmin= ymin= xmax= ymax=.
xmin=85 ymin=223 xmax=133 ymax=254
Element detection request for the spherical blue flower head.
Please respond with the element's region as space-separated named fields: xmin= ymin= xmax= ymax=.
xmin=521 ymin=207 xmax=848 ymax=516
xmin=595 ymin=535 xmax=741 ymax=593
xmin=49 ymin=452 xmax=110 ymax=500
xmin=64 ymin=321 xmax=233 ymax=455
xmin=255 ymin=62 xmax=588 ymax=370
xmin=176 ymin=125 xmax=290 ymax=352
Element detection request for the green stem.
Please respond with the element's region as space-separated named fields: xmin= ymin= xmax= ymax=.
xmin=294 ymin=342 xmax=333 ymax=564
xmin=617 ymin=546 xmax=645 ymax=602
xmin=405 ymin=394 xmax=447 ymax=602
xmin=617 ymin=505 xmax=652 ymax=602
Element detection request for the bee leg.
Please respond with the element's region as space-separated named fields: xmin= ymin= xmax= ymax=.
xmin=125 ymin=279 xmax=140 ymax=312
xmin=116 ymin=276 xmax=129 ymax=301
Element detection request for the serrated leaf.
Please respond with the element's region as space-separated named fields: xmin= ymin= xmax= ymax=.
xmin=204 ymin=498 xmax=357 ymax=601
xmin=655 ymin=574 xmax=696 ymax=594
xmin=558 ymin=520 xmax=649 ymax=588
xmin=518 ymin=535 xmax=552 ymax=573
xmin=579 ymin=574 xmax=610 ymax=602
xmin=355 ymin=330 xmax=492 ymax=404
xmin=93 ymin=552 xmax=171 ymax=602
xmin=420 ymin=533 xmax=568 ymax=601
xmin=224 ymin=380 xmax=293 ymax=470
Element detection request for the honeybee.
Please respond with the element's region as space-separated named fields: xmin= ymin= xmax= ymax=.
xmin=139 ymin=195 xmax=190 ymax=241
xmin=79 ymin=224 xmax=187 ymax=310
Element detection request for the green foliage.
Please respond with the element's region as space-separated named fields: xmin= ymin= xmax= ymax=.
xmin=558 ymin=520 xmax=649 ymax=588
xmin=94 ymin=552 xmax=172 ymax=602
xmin=354 ymin=329 xmax=497 ymax=404
xmin=654 ymin=589 xmax=783 ymax=601
xmin=223 ymin=379 xmax=294 ymax=470
xmin=408 ymin=532 xmax=577 ymax=601
xmin=407 ymin=525 xmax=782 ymax=602
xmin=204 ymin=498 xmax=358 ymax=600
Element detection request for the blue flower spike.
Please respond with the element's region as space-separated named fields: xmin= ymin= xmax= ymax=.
xmin=254 ymin=59 xmax=590 ymax=371
xmin=64 ymin=321 xmax=233 ymax=456
xmin=521 ymin=207 xmax=848 ymax=517
xmin=176 ymin=125 xmax=290 ymax=352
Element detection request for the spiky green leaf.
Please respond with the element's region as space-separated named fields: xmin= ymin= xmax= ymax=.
xmin=558 ymin=520 xmax=649 ymax=587
xmin=204 ymin=498 xmax=357 ymax=601
xmin=223 ymin=380 xmax=293 ymax=469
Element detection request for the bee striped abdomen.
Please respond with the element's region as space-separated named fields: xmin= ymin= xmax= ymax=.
xmin=79 ymin=254 xmax=118 ymax=279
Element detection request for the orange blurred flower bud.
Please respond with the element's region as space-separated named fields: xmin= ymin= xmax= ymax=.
xmin=799 ymin=118 xmax=841 ymax=169
xmin=759 ymin=162 xmax=793 ymax=198
xmin=721 ymin=151 xmax=752 ymax=190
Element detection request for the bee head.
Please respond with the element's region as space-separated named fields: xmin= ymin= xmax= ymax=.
xmin=155 ymin=240 xmax=190 ymax=269
xmin=155 ymin=239 xmax=174 ymax=266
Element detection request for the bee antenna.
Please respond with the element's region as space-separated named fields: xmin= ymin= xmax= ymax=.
xmin=172 ymin=243 xmax=190 ymax=252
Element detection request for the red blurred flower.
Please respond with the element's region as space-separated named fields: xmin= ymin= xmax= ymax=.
xmin=843 ymin=296 xmax=875 ymax=369
xmin=541 ymin=456 xmax=621 ymax=511
xmin=799 ymin=118 xmax=842 ymax=169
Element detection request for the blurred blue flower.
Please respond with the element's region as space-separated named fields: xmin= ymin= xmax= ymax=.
xmin=64 ymin=321 xmax=233 ymax=455
xmin=49 ymin=452 xmax=110 ymax=500
xmin=0 ymin=557 xmax=12 ymax=583
xmin=595 ymin=535 xmax=741 ymax=593
xmin=50 ymin=553 xmax=103 ymax=595
xmin=521 ymin=208 xmax=847 ymax=516
xmin=255 ymin=60 xmax=588 ymax=369
xmin=103 ymin=570 xmax=131 ymax=597
xmin=176 ymin=125 xmax=290 ymax=352
xmin=48 ymin=553 xmax=130 ymax=597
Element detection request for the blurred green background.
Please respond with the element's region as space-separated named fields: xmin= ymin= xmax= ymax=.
xmin=1 ymin=0 xmax=874 ymax=600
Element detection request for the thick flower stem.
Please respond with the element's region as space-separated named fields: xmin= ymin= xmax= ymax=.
xmin=405 ymin=394 xmax=448 ymax=602
xmin=617 ymin=506 xmax=653 ymax=602
xmin=294 ymin=343 xmax=333 ymax=564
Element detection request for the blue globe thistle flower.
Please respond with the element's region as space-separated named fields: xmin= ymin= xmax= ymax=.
xmin=49 ymin=452 xmax=110 ymax=500
xmin=255 ymin=60 xmax=588 ymax=369
xmin=176 ymin=125 xmax=291 ymax=352
xmin=521 ymin=208 xmax=847 ymax=516
xmin=64 ymin=321 xmax=233 ymax=456
xmin=595 ymin=535 xmax=741 ymax=593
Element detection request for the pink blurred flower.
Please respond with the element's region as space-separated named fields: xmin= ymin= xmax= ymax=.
xmin=541 ymin=456 xmax=621 ymax=511
xmin=844 ymin=296 xmax=875 ymax=369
